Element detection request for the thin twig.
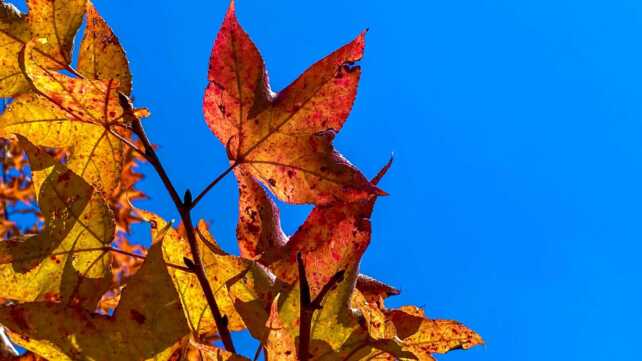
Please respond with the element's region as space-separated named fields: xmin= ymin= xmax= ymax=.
xmin=120 ymin=95 xmax=236 ymax=352
xmin=108 ymin=126 xmax=146 ymax=157
xmin=190 ymin=162 xmax=237 ymax=209
xmin=297 ymin=253 xmax=346 ymax=361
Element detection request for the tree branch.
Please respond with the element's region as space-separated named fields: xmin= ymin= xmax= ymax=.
xmin=297 ymin=253 xmax=346 ymax=361
xmin=121 ymin=95 xmax=236 ymax=353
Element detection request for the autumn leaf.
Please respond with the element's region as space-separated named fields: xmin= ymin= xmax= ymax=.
xmin=0 ymin=241 xmax=190 ymax=361
xmin=203 ymin=2 xmax=382 ymax=205
xmin=263 ymin=158 xmax=391 ymax=300
xmin=355 ymin=273 xmax=401 ymax=309
xmin=169 ymin=339 xmax=251 ymax=361
xmin=235 ymin=156 xmax=397 ymax=301
xmin=0 ymin=2 xmax=484 ymax=361
xmin=235 ymin=167 xmax=287 ymax=260
xmin=0 ymin=0 xmax=86 ymax=97
xmin=0 ymin=136 xmax=113 ymax=309
xmin=264 ymin=294 xmax=297 ymax=361
xmin=229 ymin=159 xmax=393 ymax=357
xmin=0 ymin=38 xmax=130 ymax=194
xmin=385 ymin=308 xmax=483 ymax=360
xmin=78 ymin=1 xmax=132 ymax=96
xmin=349 ymin=292 xmax=483 ymax=361
xmin=140 ymin=212 xmax=274 ymax=338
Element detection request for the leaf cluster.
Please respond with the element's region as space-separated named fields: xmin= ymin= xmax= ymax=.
xmin=0 ymin=1 xmax=482 ymax=360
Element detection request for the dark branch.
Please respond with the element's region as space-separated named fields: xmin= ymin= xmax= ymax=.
xmin=121 ymin=95 xmax=236 ymax=353
xmin=297 ymin=252 xmax=345 ymax=361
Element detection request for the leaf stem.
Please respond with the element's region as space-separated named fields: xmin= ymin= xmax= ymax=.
xmin=190 ymin=161 xmax=238 ymax=209
xmin=297 ymin=253 xmax=346 ymax=361
xmin=123 ymin=97 xmax=236 ymax=353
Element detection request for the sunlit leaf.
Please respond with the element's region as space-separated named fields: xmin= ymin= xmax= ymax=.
xmin=235 ymin=168 xmax=287 ymax=260
xmin=140 ymin=212 xmax=274 ymax=338
xmin=170 ymin=339 xmax=251 ymax=361
xmin=0 ymin=242 xmax=189 ymax=361
xmin=386 ymin=308 xmax=483 ymax=360
xmin=78 ymin=1 xmax=132 ymax=95
xmin=204 ymin=2 xmax=382 ymax=205
xmin=0 ymin=0 xmax=86 ymax=96
xmin=0 ymin=39 xmax=129 ymax=194
xmin=0 ymin=136 xmax=113 ymax=309
xmin=264 ymin=295 xmax=297 ymax=361
xmin=355 ymin=274 xmax=400 ymax=309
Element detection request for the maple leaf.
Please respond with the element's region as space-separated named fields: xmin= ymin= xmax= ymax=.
xmin=0 ymin=38 xmax=130 ymax=195
xmin=0 ymin=241 xmax=190 ymax=361
xmin=355 ymin=273 xmax=401 ymax=309
xmin=140 ymin=212 xmax=274 ymax=338
xmin=0 ymin=136 xmax=113 ymax=309
xmin=258 ymin=158 xmax=391 ymax=301
xmin=0 ymin=3 xmax=483 ymax=360
xmin=0 ymin=0 xmax=86 ymax=97
xmin=169 ymin=338 xmax=251 ymax=361
xmin=203 ymin=2 xmax=382 ymax=205
xmin=78 ymin=2 xmax=132 ymax=96
xmin=235 ymin=167 xmax=287 ymax=259
xmin=264 ymin=294 xmax=297 ymax=361
xmin=385 ymin=308 xmax=483 ymax=360
xmin=234 ymin=157 xmax=398 ymax=300
xmin=349 ymin=291 xmax=483 ymax=360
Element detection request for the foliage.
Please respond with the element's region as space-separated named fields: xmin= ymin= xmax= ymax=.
xmin=0 ymin=1 xmax=482 ymax=360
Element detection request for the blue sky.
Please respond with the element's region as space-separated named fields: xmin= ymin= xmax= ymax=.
xmin=12 ymin=0 xmax=642 ymax=359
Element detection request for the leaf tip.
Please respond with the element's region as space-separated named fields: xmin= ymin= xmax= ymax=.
xmin=226 ymin=0 xmax=236 ymax=18
xmin=371 ymin=154 xmax=394 ymax=185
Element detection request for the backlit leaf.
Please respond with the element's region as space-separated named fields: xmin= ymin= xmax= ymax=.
xmin=142 ymin=212 xmax=274 ymax=338
xmin=264 ymin=295 xmax=297 ymax=361
xmin=235 ymin=168 xmax=287 ymax=260
xmin=0 ymin=136 xmax=113 ymax=309
xmin=170 ymin=339 xmax=251 ymax=361
xmin=0 ymin=242 xmax=189 ymax=361
xmin=263 ymin=159 xmax=391 ymax=299
xmin=0 ymin=0 xmax=86 ymax=96
xmin=26 ymin=0 xmax=86 ymax=66
xmin=0 ymin=1 xmax=31 ymax=96
xmin=204 ymin=2 xmax=381 ymax=205
xmin=386 ymin=308 xmax=483 ymax=360
xmin=78 ymin=1 xmax=132 ymax=95
xmin=0 ymin=39 xmax=128 ymax=194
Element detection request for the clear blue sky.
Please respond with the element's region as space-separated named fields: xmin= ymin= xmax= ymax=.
xmin=15 ymin=0 xmax=642 ymax=359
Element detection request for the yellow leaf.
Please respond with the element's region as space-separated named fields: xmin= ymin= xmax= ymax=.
xmin=0 ymin=136 xmax=113 ymax=309
xmin=174 ymin=339 xmax=250 ymax=361
xmin=0 ymin=38 xmax=129 ymax=194
xmin=273 ymin=266 xmax=373 ymax=361
xmin=350 ymin=296 xmax=483 ymax=361
xmin=139 ymin=212 xmax=274 ymax=338
xmin=0 ymin=2 xmax=31 ymax=96
xmin=351 ymin=290 xmax=393 ymax=341
xmin=0 ymin=0 xmax=86 ymax=97
xmin=0 ymin=242 xmax=189 ymax=361
xmin=26 ymin=0 xmax=85 ymax=66
xmin=77 ymin=1 xmax=132 ymax=95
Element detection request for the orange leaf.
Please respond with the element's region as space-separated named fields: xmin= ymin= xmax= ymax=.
xmin=264 ymin=295 xmax=297 ymax=361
